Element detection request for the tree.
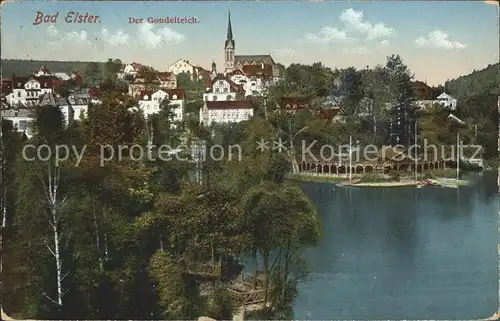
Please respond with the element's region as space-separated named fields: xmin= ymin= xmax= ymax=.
xmin=103 ymin=59 xmax=122 ymax=83
xmin=149 ymin=251 xmax=196 ymax=319
xmin=176 ymin=73 xmax=192 ymax=88
xmin=83 ymin=62 xmax=102 ymax=87
xmin=330 ymin=67 xmax=364 ymax=116
xmin=12 ymin=106 xmax=74 ymax=314
xmin=0 ymin=119 xmax=23 ymax=310
xmin=240 ymin=182 xmax=321 ymax=309
xmin=384 ymin=54 xmax=416 ymax=146
xmin=80 ymin=92 xmax=145 ymax=156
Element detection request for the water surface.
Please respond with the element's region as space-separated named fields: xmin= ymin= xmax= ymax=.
xmin=294 ymin=173 xmax=498 ymax=320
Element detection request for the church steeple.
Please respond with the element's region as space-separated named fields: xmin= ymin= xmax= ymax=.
xmin=225 ymin=11 xmax=235 ymax=49
xmin=224 ymin=10 xmax=235 ymax=72
xmin=227 ymin=11 xmax=233 ymax=40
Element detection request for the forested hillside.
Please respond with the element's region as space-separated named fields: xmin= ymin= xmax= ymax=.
xmin=446 ymin=63 xmax=499 ymax=99
xmin=0 ymin=59 xmax=106 ymax=77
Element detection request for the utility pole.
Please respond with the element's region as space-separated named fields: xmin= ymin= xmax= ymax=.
xmin=264 ymin=92 xmax=268 ymax=120
xmin=414 ymin=119 xmax=418 ymax=182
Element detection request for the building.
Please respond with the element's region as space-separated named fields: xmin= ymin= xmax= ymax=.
xmin=33 ymin=65 xmax=52 ymax=77
xmin=278 ymin=96 xmax=340 ymax=121
xmin=223 ymin=11 xmax=280 ymax=83
xmin=436 ymin=92 xmax=457 ymax=111
xmin=65 ymin=89 xmax=97 ymax=122
xmin=38 ymin=92 xmax=57 ymax=106
xmin=156 ymin=72 xmax=177 ymax=88
xmin=128 ymin=70 xmax=177 ymax=97
xmin=278 ymin=97 xmax=310 ymax=116
xmin=411 ymin=81 xmax=457 ymax=111
xmin=199 ymin=100 xmax=254 ymax=126
xmin=136 ymin=88 xmax=185 ymax=122
xmin=203 ymin=75 xmax=245 ymax=102
xmin=1 ymin=79 xmax=12 ymax=105
xmin=6 ymin=75 xmax=56 ymax=107
xmin=227 ymin=65 xmax=272 ymax=97
xmin=194 ymin=66 xmax=211 ymax=80
xmin=118 ymin=62 xmax=144 ymax=79
xmin=167 ymin=59 xmax=196 ymax=78
xmin=2 ymin=109 xmax=33 ymax=138
xmin=54 ymin=72 xmax=71 ymax=81
xmin=415 ymin=92 xmax=458 ymax=111
xmin=210 ymin=62 xmax=218 ymax=79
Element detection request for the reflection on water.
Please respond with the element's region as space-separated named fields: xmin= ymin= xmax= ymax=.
xmin=294 ymin=172 xmax=498 ymax=320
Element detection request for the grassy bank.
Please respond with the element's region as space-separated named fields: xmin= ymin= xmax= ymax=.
xmin=286 ymin=173 xmax=346 ymax=184
xmin=287 ymin=167 xmax=464 ymax=185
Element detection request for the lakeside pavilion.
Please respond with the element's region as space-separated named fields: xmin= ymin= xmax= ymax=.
xmin=298 ymin=146 xmax=457 ymax=176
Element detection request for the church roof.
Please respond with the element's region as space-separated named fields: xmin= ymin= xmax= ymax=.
xmin=241 ymin=64 xmax=273 ymax=77
xmin=235 ymin=55 xmax=275 ymax=65
xmin=227 ymin=11 xmax=233 ymax=40
xmin=225 ymin=11 xmax=235 ymax=49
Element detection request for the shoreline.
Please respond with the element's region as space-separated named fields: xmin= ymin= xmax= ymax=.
xmin=286 ymin=172 xmax=473 ymax=188
xmin=349 ymin=180 xmax=418 ymax=187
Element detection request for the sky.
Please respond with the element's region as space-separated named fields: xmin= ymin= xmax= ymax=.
xmin=1 ymin=1 xmax=498 ymax=85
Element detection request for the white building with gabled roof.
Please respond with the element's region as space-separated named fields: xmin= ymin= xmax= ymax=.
xmin=436 ymin=92 xmax=457 ymax=111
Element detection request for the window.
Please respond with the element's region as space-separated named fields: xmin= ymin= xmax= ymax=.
xmin=224 ymin=87 xmax=228 ymax=93
xmin=17 ymin=92 xmax=21 ymax=97
xmin=213 ymin=96 xmax=217 ymax=101
xmin=226 ymin=95 xmax=232 ymax=101
xmin=19 ymin=120 xmax=28 ymax=131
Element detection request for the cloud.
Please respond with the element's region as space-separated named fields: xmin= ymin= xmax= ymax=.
xmin=297 ymin=7 xmax=394 ymax=52
xmin=415 ymin=30 xmax=466 ymax=50
xmin=46 ymin=25 xmax=59 ymax=37
xmin=379 ymin=40 xmax=390 ymax=47
xmin=63 ymin=30 xmax=90 ymax=43
xmin=343 ymin=46 xmax=371 ymax=55
xmin=100 ymin=29 xmax=130 ymax=46
xmin=271 ymin=48 xmax=297 ymax=56
xmin=340 ymin=8 xmax=396 ymax=40
xmin=299 ymin=26 xmax=355 ymax=44
xmin=136 ymin=23 xmax=185 ymax=48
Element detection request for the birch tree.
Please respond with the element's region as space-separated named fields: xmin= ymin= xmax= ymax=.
xmin=40 ymin=162 xmax=71 ymax=308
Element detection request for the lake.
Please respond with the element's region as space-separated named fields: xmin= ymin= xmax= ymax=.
xmin=293 ymin=172 xmax=498 ymax=320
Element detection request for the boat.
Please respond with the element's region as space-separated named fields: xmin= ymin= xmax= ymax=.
xmin=432 ymin=177 xmax=469 ymax=187
xmin=417 ymin=179 xmax=439 ymax=188
xmin=338 ymin=179 xmax=361 ymax=187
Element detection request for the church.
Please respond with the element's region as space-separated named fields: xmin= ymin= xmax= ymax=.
xmin=222 ymin=12 xmax=280 ymax=85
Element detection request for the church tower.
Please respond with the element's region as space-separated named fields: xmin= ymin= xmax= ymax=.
xmin=224 ymin=11 xmax=235 ymax=72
